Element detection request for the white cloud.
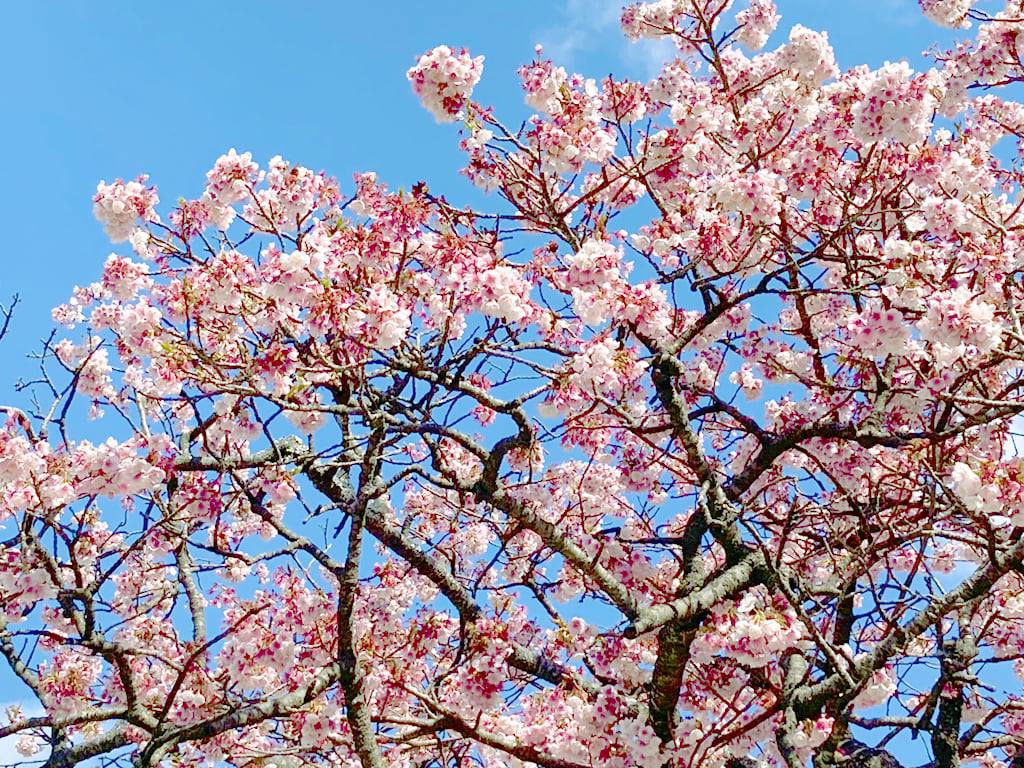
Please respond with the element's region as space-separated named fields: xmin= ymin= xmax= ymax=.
xmin=535 ymin=0 xmax=621 ymax=66
xmin=536 ymin=0 xmax=676 ymax=78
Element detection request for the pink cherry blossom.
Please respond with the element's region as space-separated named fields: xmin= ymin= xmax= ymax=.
xmin=920 ymin=0 xmax=974 ymax=28
xmin=92 ymin=175 xmax=159 ymax=242
xmin=407 ymin=45 xmax=484 ymax=122
xmin=735 ymin=0 xmax=780 ymax=49
xmin=5 ymin=4 xmax=1024 ymax=768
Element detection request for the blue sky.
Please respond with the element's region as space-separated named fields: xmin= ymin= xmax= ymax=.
xmin=0 ymin=0 xmax=979 ymax=762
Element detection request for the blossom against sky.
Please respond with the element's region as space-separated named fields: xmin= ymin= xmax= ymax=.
xmin=0 ymin=2 xmax=989 ymax=763
xmin=0 ymin=0 xmax=965 ymax=389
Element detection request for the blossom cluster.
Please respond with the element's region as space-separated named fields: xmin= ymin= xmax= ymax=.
xmin=407 ymin=45 xmax=484 ymax=122
xmin=6 ymin=3 xmax=1024 ymax=768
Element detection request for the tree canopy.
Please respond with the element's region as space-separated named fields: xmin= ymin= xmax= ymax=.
xmin=5 ymin=2 xmax=1024 ymax=768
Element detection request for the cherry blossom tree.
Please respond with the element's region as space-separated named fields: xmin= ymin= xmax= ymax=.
xmin=6 ymin=2 xmax=1024 ymax=767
